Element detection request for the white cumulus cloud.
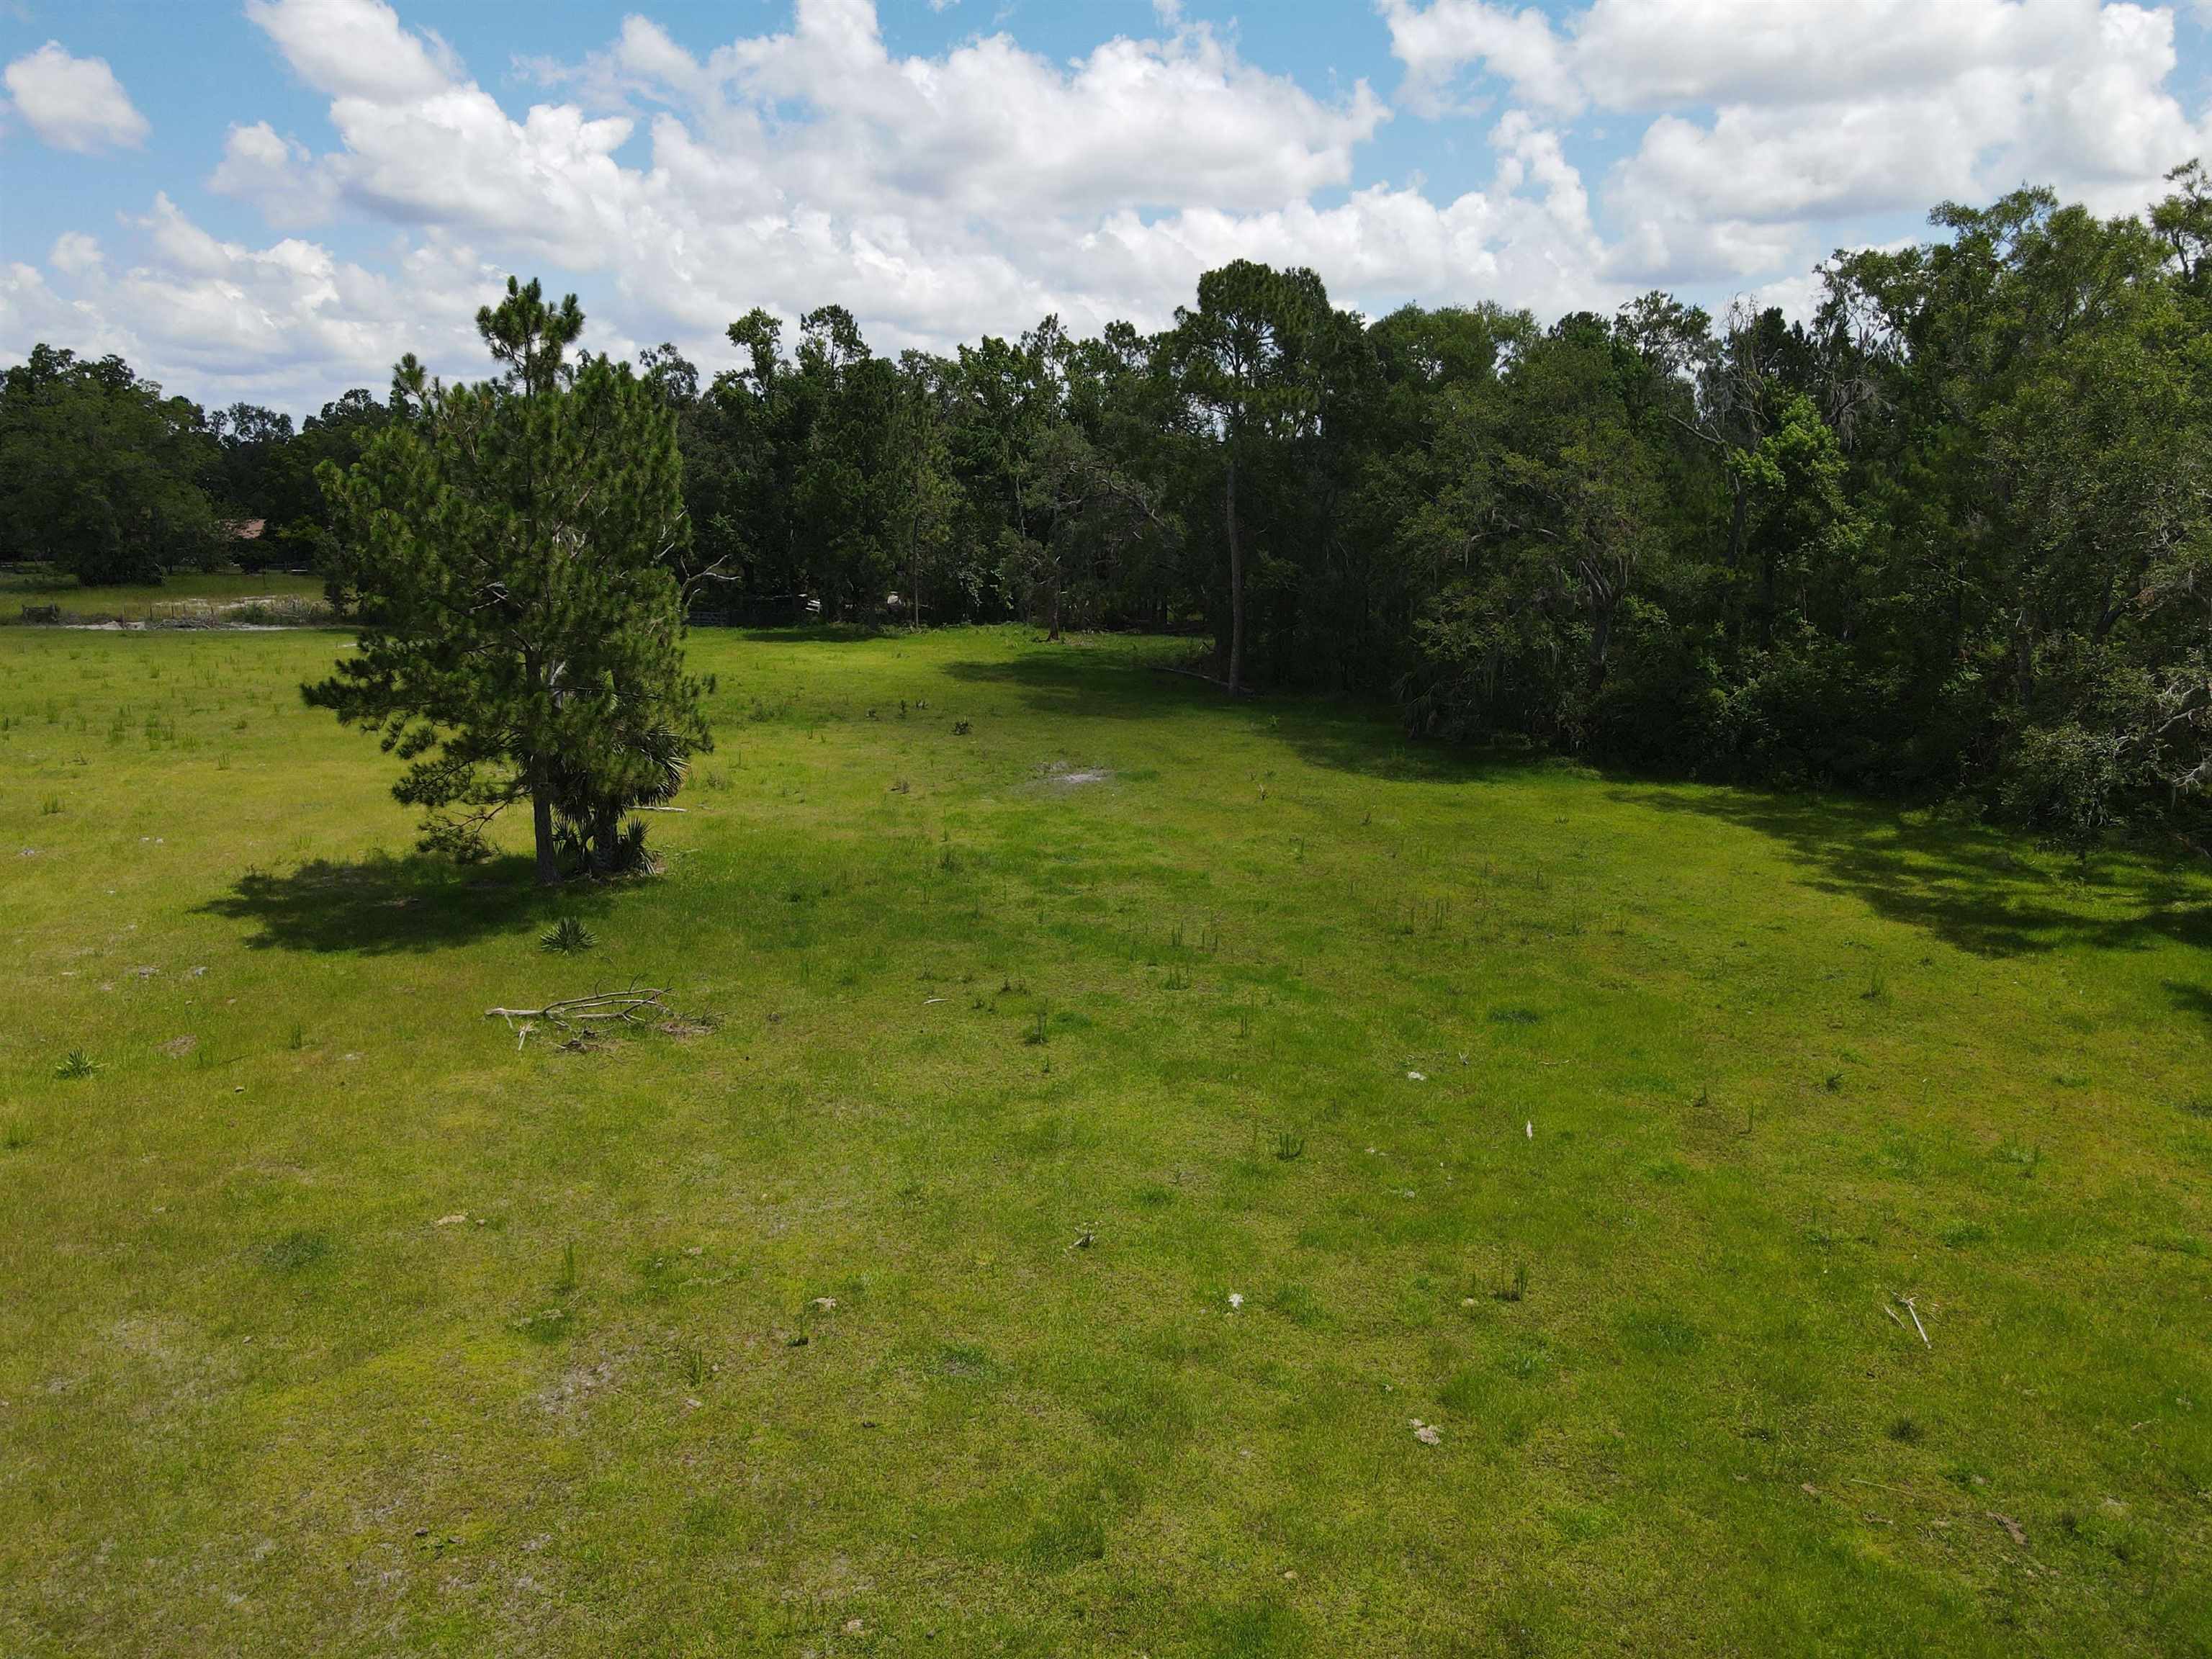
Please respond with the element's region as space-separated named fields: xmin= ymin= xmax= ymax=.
xmin=48 ymin=232 xmax=103 ymax=278
xmin=1385 ymin=0 xmax=2212 ymax=286
xmin=149 ymin=0 xmax=1596 ymax=385
xmin=4 ymin=41 xmax=149 ymax=153
xmin=209 ymin=122 xmax=341 ymax=228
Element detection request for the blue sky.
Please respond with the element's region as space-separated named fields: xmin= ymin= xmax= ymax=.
xmin=4 ymin=0 xmax=2208 ymax=415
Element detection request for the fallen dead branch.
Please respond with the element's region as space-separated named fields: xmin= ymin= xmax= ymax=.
xmin=1884 ymin=1295 xmax=1932 ymax=1347
xmin=1901 ymin=1295 xmax=1931 ymax=1348
xmin=486 ymin=987 xmax=675 ymax=1041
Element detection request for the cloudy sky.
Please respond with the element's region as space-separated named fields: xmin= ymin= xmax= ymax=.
xmin=3 ymin=0 xmax=2208 ymax=415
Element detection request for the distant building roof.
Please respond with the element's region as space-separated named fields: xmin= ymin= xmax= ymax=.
xmin=227 ymin=518 xmax=266 ymax=540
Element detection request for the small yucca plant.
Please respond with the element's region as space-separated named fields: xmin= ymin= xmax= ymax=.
xmin=55 ymin=1050 xmax=98 ymax=1079
xmin=540 ymin=917 xmax=596 ymax=954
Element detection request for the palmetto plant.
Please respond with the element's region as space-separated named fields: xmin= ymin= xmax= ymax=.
xmin=540 ymin=917 xmax=596 ymax=954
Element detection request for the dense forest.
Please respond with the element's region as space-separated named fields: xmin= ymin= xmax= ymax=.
xmin=5 ymin=170 xmax=2209 ymax=849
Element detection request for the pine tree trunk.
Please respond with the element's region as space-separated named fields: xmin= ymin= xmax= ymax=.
xmin=592 ymin=801 xmax=619 ymax=876
xmin=1225 ymin=449 xmax=1245 ymax=695
xmin=530 ymin=777 xmax=560 ymax=887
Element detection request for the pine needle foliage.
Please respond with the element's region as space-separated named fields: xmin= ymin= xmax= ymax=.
xmin=305 ymin=278 xmax=713 ymax=884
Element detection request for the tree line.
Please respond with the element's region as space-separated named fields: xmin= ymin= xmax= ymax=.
xmin=6 ymin=166 xmax=2208 ymax=850
xmin=0 ymin=346 xmax=391 ymax=583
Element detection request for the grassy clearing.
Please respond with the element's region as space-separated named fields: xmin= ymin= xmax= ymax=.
xmin=1 ymin=566 xmax=326 ymax=624
xmin=1 ymin=623 xmax=2208 ymax=1656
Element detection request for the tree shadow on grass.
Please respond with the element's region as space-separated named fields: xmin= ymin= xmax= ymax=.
xmin=2166 ymin=978 xmax=2212 ymax=1028
xmin=1612 ymin=786 xmax=2212 ymax=961
xmin=197 ymin=852 xmax=586 ymax=954
xmin=724 ymin=622 xmax=896 ymax=645
xmin=941 ymin=651 xmax=1195 ymax=720
xmin=1275 ymin=714 xmax=1547 ymax=787
xmin=939 ymin=649 xmax=1527 ymax=785
xmin=943 ymin=645 xmax=2212 ymax=974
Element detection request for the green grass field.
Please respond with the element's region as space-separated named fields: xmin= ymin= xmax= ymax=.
xmin=2 ymin=623 xmax=2208 ymax=1656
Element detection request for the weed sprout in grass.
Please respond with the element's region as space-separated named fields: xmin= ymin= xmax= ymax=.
xmin=54 ymin=1050 xmax=98 ymax=1080
xmin=675 ymin=1341 xmax=709 ymax=1388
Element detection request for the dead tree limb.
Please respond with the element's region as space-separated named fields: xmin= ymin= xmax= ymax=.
xmin=485 ymin=987 xmax=674 ymax=1035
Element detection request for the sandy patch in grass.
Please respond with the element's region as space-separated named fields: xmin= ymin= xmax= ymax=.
xmin=1033 ymin=760 xmax=1112 ymax=788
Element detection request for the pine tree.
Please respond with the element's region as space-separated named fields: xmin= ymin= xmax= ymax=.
xmin=306 ymin=278 xmax=712 ymax=885
xmin=1169 ymin=261 xmax=1334 ymax=694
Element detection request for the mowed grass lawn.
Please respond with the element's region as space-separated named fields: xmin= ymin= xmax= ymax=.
xmin=1 ymin=623 xmax=2208 ymax=1658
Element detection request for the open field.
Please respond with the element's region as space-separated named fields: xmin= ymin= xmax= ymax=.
xmin=1 ymin=567 xmax=327 ymax=625
xmin=1 ymin=622 xmax=2208 ymax=1656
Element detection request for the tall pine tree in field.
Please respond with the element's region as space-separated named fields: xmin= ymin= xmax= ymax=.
xmin=1169 ymin=261 xmax=1335 ymax=695
xmin=307 ymin=278 xmax=712 ymax=886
